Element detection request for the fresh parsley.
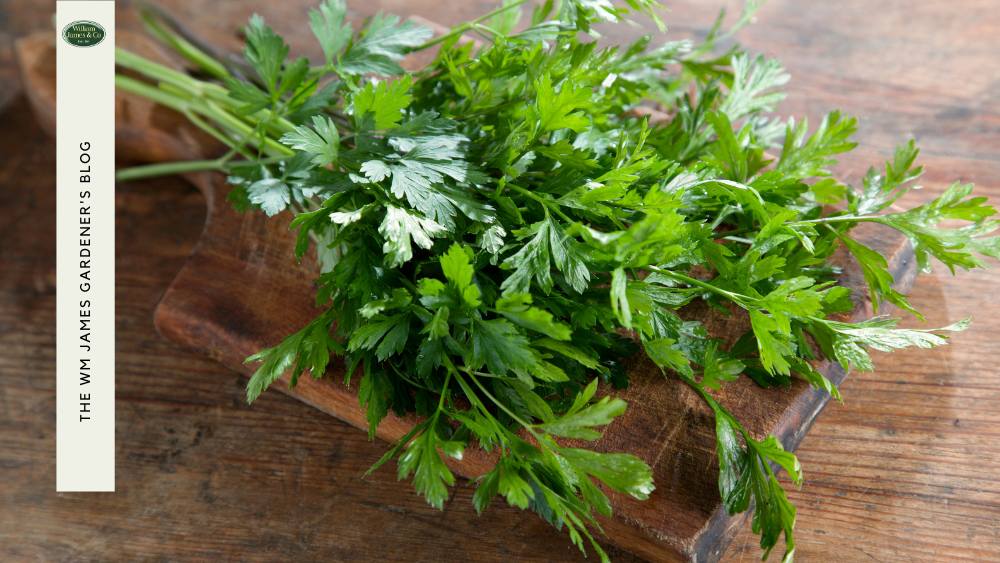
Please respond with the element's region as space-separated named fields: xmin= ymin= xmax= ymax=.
xmin=115 ymin=1 xmax=998 ymax=560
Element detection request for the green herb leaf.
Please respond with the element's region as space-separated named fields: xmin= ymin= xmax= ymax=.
xmin=309 ymin=0 xmax=352 ymax=65
xmin=281 ymin=115 xmax=340 ymax=166
xmin=243 ymin=14 xmax=288 ymax=93
xmin=339 ymin=14 xmax=432 ymax=76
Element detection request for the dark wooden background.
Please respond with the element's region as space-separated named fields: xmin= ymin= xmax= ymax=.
xmin=2 ymin=0 xmax=999 ymax=561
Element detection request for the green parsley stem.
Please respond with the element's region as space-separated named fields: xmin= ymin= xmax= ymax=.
xmin=715 ymin=213 xmax=880 ymax=241
xmin=226 ymin=156 xmax=290 ymax=168
xmin=505 ymin=184 xmax=574 ymax=222
xmin=680 ymin=373 xmax=713 ymax=404
xmin=118 ymin=45 xmax=297 ymax=138
xmin=200 ymin=87 xmax=299 ymax=136
xmin=419 ymin=360 xmax=452 ymax=428
xmin=116 ymin=74 xmax=243 ymax=156
xmin=115 ymin=155 xmax=290 ymax=182
xmin=388 ymin=363 xmax=436 ymax=393
xmin=465 ymin=370 xmax=519 ymax=381
xmin=181 ymin=110 xmax=255 ymax=159
xmin=417 ymin=0 xmax=530 ymax=50
xmin=139 ymin=8 xmax=231 ymax=81
xmin=115 ymin=74 xmax=190 ymax=113
xmin=117 ymin=48 xmax=297 ymax=155
xmin=648 ymin=266 xmax=748 ymax=305
xmin=195 ymin=95 xmax=294 ymax=157
xmin=116 ymin=47 xmax=227 ymax=99
xmin=198 ymin=98 xmax=292 ymax=156
xmin=115 ymin=158 xmax=227 ymax=182
xmin=456 ymin=366 xmax=547 ymax=445
xmin=681 ymin=377 xmax=752 ymax=442
xmin=443 ymin=360 xmax=522 ymax=431
xmin=116 ymin=73 xmax=291 ymax=158
xmin=450 ymin=361 xmax=528 ymax=427
xmin=789 ymin=214 xmax=882 ymax=226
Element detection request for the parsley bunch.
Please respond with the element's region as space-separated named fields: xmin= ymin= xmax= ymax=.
xmin=115 ymin=1 xmax=999 ymax=560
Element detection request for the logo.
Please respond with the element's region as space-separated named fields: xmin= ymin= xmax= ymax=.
xmin=62 ymin=20 xmax=106 ymax=48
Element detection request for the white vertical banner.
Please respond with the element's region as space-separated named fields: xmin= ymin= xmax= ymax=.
xmin=56 ymin=1 xmax=115 ymax=492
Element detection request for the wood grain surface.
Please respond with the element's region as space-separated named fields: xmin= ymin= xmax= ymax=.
xmin=2 ymin=1 xmax=999 ymax=561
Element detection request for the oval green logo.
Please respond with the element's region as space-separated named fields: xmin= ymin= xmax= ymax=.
xmin=62 ymin=20 xmax=106 ymax=48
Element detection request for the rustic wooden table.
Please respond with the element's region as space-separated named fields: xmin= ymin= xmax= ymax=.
xmin=2 ymin=1 xmax=998 ymax=561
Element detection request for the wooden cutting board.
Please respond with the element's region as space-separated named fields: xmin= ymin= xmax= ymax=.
xmin=17 ymin=24 xmax=915 ymax=562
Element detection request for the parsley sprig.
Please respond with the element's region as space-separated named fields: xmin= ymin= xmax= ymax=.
xmin=116 ymin=1 xmax=998 ymax=560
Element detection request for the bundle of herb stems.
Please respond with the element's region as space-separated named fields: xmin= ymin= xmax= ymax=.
xmin=115 ymin=1 xmax=999 ymax=561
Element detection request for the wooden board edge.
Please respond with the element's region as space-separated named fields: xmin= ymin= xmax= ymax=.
xmin=685 ymin=236 xmax=918 ymax=563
